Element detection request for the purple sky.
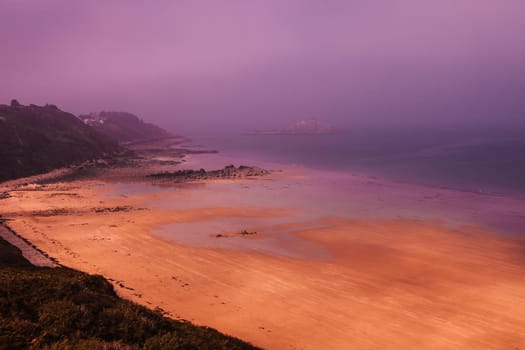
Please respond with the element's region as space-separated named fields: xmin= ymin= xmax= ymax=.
xmin=1 ymin=0 xmax=524 ymax=133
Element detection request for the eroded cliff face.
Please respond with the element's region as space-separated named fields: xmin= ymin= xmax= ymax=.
xmin=0 ymin=101 xmax=119 ymax=182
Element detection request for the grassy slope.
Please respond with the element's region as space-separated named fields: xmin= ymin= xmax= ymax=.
xmin=0 ymin=236 xmax=259 ymax=350
xmin=0 ymin=103 xmax=119 ymax=182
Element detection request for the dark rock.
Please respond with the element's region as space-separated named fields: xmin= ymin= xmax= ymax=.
xmin=146 ymin=165 xmax=270 ymax=181
xmin=10 ymin=99 xmax=21 ymax=107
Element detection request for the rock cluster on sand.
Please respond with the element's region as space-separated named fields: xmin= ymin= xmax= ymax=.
xmin=147 ymin=165 xmax=270 ymax=181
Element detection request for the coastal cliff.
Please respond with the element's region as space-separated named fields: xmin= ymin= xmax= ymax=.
xmin=0 ymin=100 xmax=119 ymax=182
xmin=79 ymin=111 xmax=172 ymax=143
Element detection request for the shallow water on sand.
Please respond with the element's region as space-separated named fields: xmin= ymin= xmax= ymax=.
xmin=105 ymin=151 xmax=525 ymax=260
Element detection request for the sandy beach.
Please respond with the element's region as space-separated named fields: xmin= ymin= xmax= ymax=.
xmin=4 ymin=2 xmax=525 ymax=348
xmin=2 ymin=155 xmax=525 ymax=349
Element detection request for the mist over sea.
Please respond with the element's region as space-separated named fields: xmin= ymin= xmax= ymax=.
xmin=189 ymin=128 xmax=525 ymax=198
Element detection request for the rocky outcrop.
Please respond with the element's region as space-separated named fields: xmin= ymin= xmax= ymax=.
xmin=147 ymin=165 xmax=270 ymax=181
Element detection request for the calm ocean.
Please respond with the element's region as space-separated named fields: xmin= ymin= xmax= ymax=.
xmin=189 ymin=129 xmax=525 ymax=198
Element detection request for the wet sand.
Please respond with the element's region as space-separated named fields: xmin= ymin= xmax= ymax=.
xmin=0 ymin=224 xmax=58 ymax=267
xmin=2 ymin=165 xmax=525 ymax=349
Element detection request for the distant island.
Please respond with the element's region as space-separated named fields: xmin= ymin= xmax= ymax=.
xmin=249 ymin=119 xmax=346 ymax=135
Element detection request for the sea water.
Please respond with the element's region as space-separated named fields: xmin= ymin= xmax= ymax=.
xmin=105 ymin=128 xmax=525 ymax=255
xmin=188 ymin=129 xmax=525 ymax=198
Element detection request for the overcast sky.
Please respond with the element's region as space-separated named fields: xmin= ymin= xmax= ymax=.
xmin=1 ymin=0 xmax=524 ymax=133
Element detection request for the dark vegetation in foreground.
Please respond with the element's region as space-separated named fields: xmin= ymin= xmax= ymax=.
xmin=0 ymin=237 xmax=259 ymax=350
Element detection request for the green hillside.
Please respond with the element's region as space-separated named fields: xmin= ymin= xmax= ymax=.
xmin=0 ymin=236 xmax=259 ymax=350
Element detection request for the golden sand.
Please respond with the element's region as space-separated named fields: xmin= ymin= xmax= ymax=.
xmin=2 ymin=179 xmax=525 ymax=349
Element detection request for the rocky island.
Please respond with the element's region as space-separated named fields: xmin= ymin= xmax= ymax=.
xmin=250 ymin=119 xmax=345 ymax=135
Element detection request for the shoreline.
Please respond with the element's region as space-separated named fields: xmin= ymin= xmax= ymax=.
xmin=0 ymin=222 xmax=59 ymax=268
xmin=2 ymin=143 xmax=525 ymax=349
xmin=187 ymin=133 xmax=525 ymax=201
